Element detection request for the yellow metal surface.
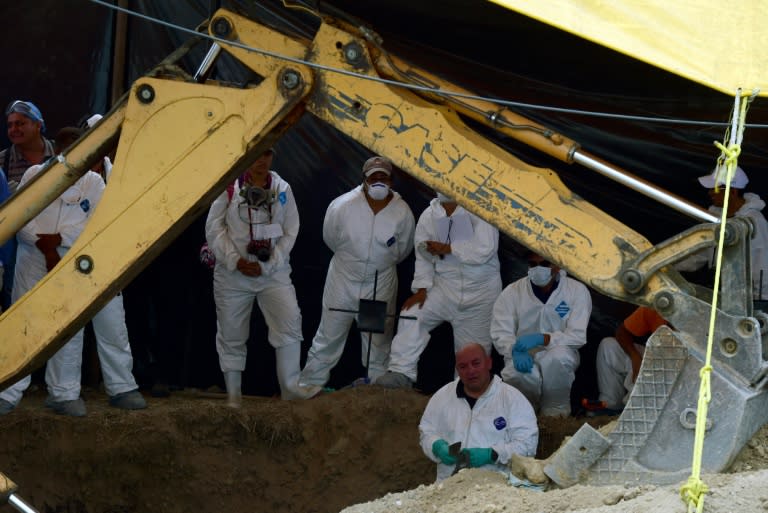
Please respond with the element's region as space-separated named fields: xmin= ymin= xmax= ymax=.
xmin=302 ymin=22 xmax=675 ymax=303
xmin=207 ymin=10 xmax=310 ymax=77
xmin=376 ymin=54 xmax=579 ymax=163
xmin=0 ymin=69 xmax=311 ymax=387
xmin=488 ymin=0 xmax=768 ymax=97
xmin=0 ymin=473 xmax=17 ymax=500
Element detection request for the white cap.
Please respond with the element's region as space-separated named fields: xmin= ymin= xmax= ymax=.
xmin=86 ymin=114 xmax=103 ymax=128
xmin=698 ymin=165 xmax=749 ymax=189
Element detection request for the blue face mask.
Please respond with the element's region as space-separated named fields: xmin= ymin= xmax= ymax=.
xmin=528 ymin=266 xmax=553 ymax=287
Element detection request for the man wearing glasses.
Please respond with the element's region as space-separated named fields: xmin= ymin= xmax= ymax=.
xmin=376 ymin=190 xmax=502 ymax=389
xmin=491 ymin=251 xmax=592 ymax=417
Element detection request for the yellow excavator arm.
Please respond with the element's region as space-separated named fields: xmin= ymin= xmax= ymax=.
xmin=0 ymin=6 xmax=765 ymax=486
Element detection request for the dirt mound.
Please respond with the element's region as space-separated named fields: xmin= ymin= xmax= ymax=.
xmin=1 ymin=386 xmax=432 ymax=513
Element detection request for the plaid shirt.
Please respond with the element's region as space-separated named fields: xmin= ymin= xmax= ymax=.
xmin=0 ymin=138 xmax=55 ymax=187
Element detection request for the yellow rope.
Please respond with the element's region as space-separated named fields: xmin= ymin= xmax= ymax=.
xmin=679 ymin=90 xmax=753 ymax=513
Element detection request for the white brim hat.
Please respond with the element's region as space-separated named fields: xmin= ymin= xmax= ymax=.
xmin=698 ymin=165 xmax=749 ymax=189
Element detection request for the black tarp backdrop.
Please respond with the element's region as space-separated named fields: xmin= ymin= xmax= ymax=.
xmin=0 ymin=3 xmax=112 ymax=142
xmin=2 ymin=0 xmax=766 ymax=401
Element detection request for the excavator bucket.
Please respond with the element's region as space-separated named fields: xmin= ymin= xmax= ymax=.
xmin=547 ymin=320 xmax=768 ymax=486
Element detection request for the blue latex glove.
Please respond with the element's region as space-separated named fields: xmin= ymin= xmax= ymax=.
xmin=461 ymin=447 xmax=496 ymax=467
xmin=513 ymin=333 xmax=545 ymax=352
xmin=432 ymin=439 xmax=457 ymax=465
xmin=512 ymin=350 xmax=533 ymax=373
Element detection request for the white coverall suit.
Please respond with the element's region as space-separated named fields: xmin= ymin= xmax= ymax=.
xmin=740 ymin=193 xmax=768 ymax=300
xmin=300 ymin=184 xmax=415 ymax=386
xmin=387 ymin=199 xmax=502 ymax=382
xmin=491 ymin=270 xmax=592 ymax=416
xmin=0 ymin=166 xmax=138 ymax=404
xmin=596 ymin=338 xmax=647 ymax=411
xmin=90 ymin=155 xmax=140 ymax=398
xmin=419 ymin=375 xmax=538 ymax=481
xmin=205 ymin=171 xmax=306 ymax=399
xmin=676 ymin=192 xmax=768 ymax=300
xmin=595 ymin=306 xmax=667 ymax=411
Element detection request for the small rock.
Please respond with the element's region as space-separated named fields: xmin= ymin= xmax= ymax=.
xmin=602 ymin=490 xmax=624 ymax=505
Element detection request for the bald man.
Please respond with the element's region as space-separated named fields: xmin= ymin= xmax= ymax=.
xmin=419 ymin=343 xmax=538 ymax=481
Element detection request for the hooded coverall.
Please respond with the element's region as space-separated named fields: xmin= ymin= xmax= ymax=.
xmin=88 ymin=155 xmax=140 ymax=398
xmin=419 ymin=374 xmax=538 ymax=481
xmin=300 ymin=184 xmax=415 ymax=386
xmin=491 ymin=270 xmax=592 ymax=416
xmin=386 ymin=199 xmax=502 ymax=382
xmin=677 ymin=192 xmax=768 ymax=300
xmin=0 ymin=166 xmax=114 ymax=405
xmin=596 ymin=306 xmax=667 ymax=410
xmin=205 ymin=171 xmax=306 ymax=399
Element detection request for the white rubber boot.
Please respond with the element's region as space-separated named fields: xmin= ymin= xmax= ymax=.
xmin=276 ymin=343 xmax=322 ymax=400
xmin=224 ymin=371 xmax=242 ymax=408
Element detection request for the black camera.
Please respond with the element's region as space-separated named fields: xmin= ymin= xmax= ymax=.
xmin=247 ymin=240 xmax=271 ymax=262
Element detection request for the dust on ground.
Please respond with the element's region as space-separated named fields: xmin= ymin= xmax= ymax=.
xmin=0 ymin=385 xmax=766 ymax=513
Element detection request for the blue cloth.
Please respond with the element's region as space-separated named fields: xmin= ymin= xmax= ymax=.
xmin=5 ymin=100 xmax=45 ymax=132
xmin=505 ymin=470 xmax=547 ymax=491
xmin=512 ymin=350 xmax=533 ymax=373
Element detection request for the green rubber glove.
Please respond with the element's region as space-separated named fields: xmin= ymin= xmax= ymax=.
xmin=461 ymin=447 xmax=496 ymax=467
xmin=431 ymin=439 xmax=457 ymax=465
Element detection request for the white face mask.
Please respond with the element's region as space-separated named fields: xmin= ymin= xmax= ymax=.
xmin=436 ymin=192 xmax=452 ymax=203
xmin=528 ymin=266 xmax=553 ymax=287
xmin=367 ymin=182 xmax=390 ymax=201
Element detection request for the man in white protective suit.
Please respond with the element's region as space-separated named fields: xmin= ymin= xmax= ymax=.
xmin=375 ymin=190 xmax=502 ymax=388
xmin=491 ymin=251 xmax=592 ymax=417
xmin=0 ymin=127 xmax=145 ymax=416
xmin=676 ymin=165 xmax=768 ymax=302
xmin=593 ymin=305 xmax=668 ymax=415
xmin=419 ymin=343 xmax=538 ymax=481
xmin=77 ymin=119 xmax=147 ymax=410
xmin=299 ymin=156 xmax=415 ymax=388
xmin=205 ymin=148 xmax=320 ymax=406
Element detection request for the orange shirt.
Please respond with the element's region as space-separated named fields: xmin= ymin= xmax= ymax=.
xmin=623 ymin=306 xmax=667 ymax=337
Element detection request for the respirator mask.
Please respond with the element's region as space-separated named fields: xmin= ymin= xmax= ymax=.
xmin=528 ymin=266 xmax=553 ymax=287
xmin=240 ymin=185 xmax=276 ymax=209
xmin=366 ymin=182 xmax=390 ymax=201
xmin=240 ymin=183 xmax=276 ymax=262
